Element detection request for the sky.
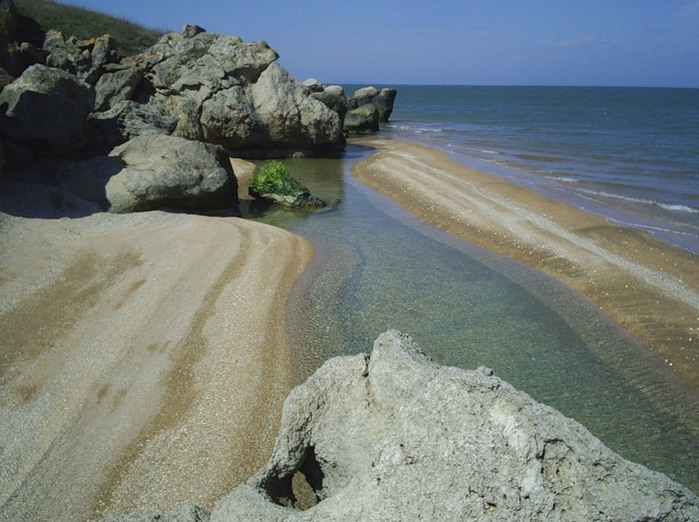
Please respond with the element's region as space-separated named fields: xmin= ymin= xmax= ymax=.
xmin=62 ymin=0 xmax=699 ymax=88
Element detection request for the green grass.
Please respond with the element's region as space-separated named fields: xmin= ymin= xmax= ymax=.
xmin=14 ymin=0 xmax=168 ymax=56
xmin=250 ymin=161 xmax=308 ymax=197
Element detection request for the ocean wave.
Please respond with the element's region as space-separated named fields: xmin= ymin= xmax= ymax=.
xmin=578 ymin=188 xmax=699 ymax=214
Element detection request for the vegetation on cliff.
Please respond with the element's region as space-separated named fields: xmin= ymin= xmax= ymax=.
xmin=14 ymin=0 xmax=165 ymax=56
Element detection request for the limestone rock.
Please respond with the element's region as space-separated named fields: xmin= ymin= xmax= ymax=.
xmin=212 ymin=330 xmax=699 ymax=521
xmin=91 ymin=31 xmax=344 ymax=155
xmin=343 ymin=103 xmax=379 ymax=133
xmin=347 ymin=85 xmax=379 ymax=110
xmin=310 ymin=85 xmax=348 ymax=124
xmin=43 ymin=29 xmax=118 ymax=84
xmin=103 ymin=134 xmax=239 ymax=213
xmin=374 ymin=88 xmax=397 ymax=122
xmin=346 ymin=85 xmax=397 ymax=123
xmin=0 ymin=64 xmax=94 ymax=158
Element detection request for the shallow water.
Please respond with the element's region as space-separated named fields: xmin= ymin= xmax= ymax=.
xmin=248 ymin=147 xmax=699 ymax=493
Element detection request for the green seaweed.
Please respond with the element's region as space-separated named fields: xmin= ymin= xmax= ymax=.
xmin=249 ymin=161 xmax=308 ymax=198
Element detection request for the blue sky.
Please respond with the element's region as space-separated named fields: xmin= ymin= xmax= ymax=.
xmin=63 ymin=0 xmax=699 ymax=87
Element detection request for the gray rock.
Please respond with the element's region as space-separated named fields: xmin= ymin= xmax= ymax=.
xmin=250 ymin=62 xmax=343 ymax=152
xmin=94 ymin=31 xmax=344 ymax=155
xmin=103 ymin=134 xmax=239 ymax=213
xmin=302 ymin=78 xmax=324 ymax=93
xmin=0 ymin=64 xmax=94 ymax=157
xmin=87 ymin=100 xmax=177 ymax=156
xmin=374 ymin=88 xmax=397 ymax=122
xmin=211 ymin=330 xmax=699 ymax=521
xmin=43 ymin=30 xmax=118 ymax=84
xmin=182 ymin=24 xmax=206 ymax=38
xmin=343 ymin=103 xmax=379 ymax=133
xmin=94 ymin=65 xmax=144 ymax=112
xmin=347 ymin=85 xmax=379 ymax=110
xmin=310 ymin=85 xmax=347 ymax=123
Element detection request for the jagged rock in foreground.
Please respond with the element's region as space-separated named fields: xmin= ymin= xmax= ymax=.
xmin=208 ymin=330 xmax=699 ymax=521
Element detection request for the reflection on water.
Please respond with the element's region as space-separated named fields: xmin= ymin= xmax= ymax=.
xmin=247 ymin=146 xmax=699 ymax=494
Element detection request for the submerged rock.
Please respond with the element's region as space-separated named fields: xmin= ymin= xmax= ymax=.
xmin=248 ymin=160 xmax=326 ymax=209
xmin=211 ymin=330 xmax=699 ymax=521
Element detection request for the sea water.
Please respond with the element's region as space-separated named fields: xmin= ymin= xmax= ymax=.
xmin=373 ymin=85 xmax=699 ymax=253
xmin=248 ymin=86 xmax=699 ymax=493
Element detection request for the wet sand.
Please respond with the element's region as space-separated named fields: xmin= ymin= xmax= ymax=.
xmin=351 ymin=137 xmax=699 ymax=391
xmin=0 ymin=189 xmax=312 ymax=519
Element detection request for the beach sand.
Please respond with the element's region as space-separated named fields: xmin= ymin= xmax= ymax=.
xmin=0 ymin=183 xmax=312 ymax=520
xmin=351 ymin=137 xmax=699 ymax=392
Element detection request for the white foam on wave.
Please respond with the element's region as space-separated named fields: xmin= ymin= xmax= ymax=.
xmin=578 ymin=188 xmax=699 ymax=214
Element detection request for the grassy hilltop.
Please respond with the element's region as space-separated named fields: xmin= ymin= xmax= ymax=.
xmin=14 ymin=0 xmax=166 ymax=56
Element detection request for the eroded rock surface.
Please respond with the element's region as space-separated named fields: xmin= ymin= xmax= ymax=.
xmin=209 ymin=330 xmax=699 ymax=521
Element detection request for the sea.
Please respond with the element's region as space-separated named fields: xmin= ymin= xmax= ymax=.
xmin=250 ymin=85 xmax=699 ymax=493
xmin=375 ymin=85 xmax=699 ymax=254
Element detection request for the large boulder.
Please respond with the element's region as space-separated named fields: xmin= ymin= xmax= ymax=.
xmin=92 ymin=31 xmax=344 ymax=156
xmin=211 ymin=331 xmax=699 ymax=521
xmin=58 ymin=135 xmax=239 ymax=214
xmin=310 ymin=84 xmax=348 ymax=125
xmin=0 ymin=64 xmax=94 ymax=159
xmin=104 ymin=134 xmax=239 ymax=213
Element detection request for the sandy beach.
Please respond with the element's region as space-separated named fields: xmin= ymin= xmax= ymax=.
xmin=351 ymin=137 xmax=699 ymax=392
xmin=0 ymin=181 xmax=312 ymax=520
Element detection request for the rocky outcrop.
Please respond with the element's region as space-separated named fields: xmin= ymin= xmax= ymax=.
xmin=207 ymin=330 xmax=699 ymax=521
xmin=0 ymin=64 xmax=94 ymax=159
xmin=346 ymin=85 xmax=397 ymax=128
xmin=90 ymin=29 xmax=344 ymax=156
xmin=343 ymin=104 xmax=380 ymax=133
xmin=43 ymin=29 xmax=119 ymax=84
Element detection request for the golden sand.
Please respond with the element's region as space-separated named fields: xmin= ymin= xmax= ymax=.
xmin=0 ymin=207 xmax=312 ymax=520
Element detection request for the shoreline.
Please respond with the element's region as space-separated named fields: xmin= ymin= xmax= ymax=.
xmin=0 ymin=197 xmax=313 ymax=519
xmin=350 ymin=137 xmax=699 ymax=392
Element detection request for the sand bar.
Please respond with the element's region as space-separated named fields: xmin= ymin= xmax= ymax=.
xmin=351 ymin=137 xmax=699 ymax=391
xmin=0 ymin=189 xmax=312 ymax=520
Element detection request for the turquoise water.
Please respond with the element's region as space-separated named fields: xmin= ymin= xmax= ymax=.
xmin=347 ymin=85 xmax=699 ymax=253
xmin=247 ymin=148 xmax=699 ymax=494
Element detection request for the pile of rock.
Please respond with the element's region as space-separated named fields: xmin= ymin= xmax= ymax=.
xmin=0 ymin=0 xmax=348 ymax=214
xmin=118 ymin=331 xmax=699 ymax=520
xmin=302 ymin=79 xmax=398 ymax=134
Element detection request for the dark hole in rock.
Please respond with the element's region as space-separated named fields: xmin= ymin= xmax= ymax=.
xmin=260 ymin=445 xmax=325 ymax=510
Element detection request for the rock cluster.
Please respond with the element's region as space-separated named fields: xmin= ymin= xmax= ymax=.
xmin=121 ymin=331 xmax=699 ymax=521
xmin=0 ymin=4 xmax=350 ymax=214
xmin=302 ymin=79 xmax=398 ymax=134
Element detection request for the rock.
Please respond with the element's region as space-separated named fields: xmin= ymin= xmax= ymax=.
xmin=374 ymin=88 xmax=397 ymax=122
xmin=346 ymin=85 xmax=397 ymax=123
xmin=343 ymin=103 xmax=379 ymax=133
xmin=86 ymin=100 xmax=177 ymax=156
xmin=182 ymin=24 xmax=206 ymax=38
xmin=248 ymin=160 xmax=326 ymax=208
xmin=0 ymin=64 xmax=94 ymax=158
xmin=310 ymin=85 xmax=348 ymax=124
xmin=93 ymin=31 xmax=344 ymax=155
xmin=100 ymin=134 xmax=238 ymax=213
xmin=43 ymin=30 xmax=118 ymax=84
xmin=347 ymin=85 xmax=379 ymax=110
xmin=94 ymin=65 xmax=144 ymax=112
xmin=211 ymin=331 xmax=699 ymax=521
xmin=302 ymin=78 xmax=324 ymax=93
xmin=249 ymin=62 xmax=343 ymax=153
